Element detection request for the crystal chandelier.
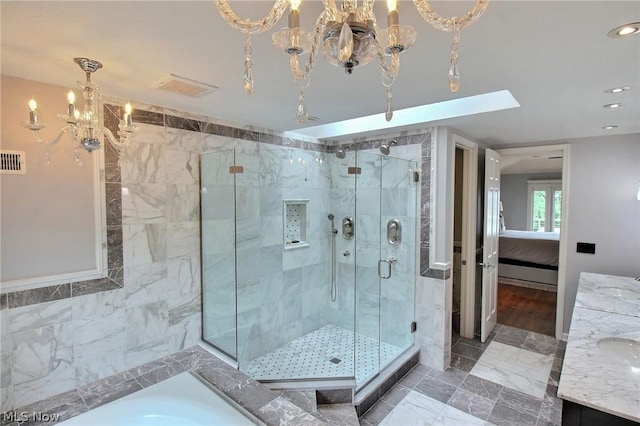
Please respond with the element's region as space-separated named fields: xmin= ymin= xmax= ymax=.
xmin=22 ymin=57 xmax=138 ymax=165
xmin=215 ymin=0 xmax=489 ymax=123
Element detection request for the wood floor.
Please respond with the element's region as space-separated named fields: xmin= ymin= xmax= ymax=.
xmin=497 ymin=283 xmax=556 ymax=336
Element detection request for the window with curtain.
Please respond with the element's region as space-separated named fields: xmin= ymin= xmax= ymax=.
xmin=527 ymin=180 xmax=562 ymax=232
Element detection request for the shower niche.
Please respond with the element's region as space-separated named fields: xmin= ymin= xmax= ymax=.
xmin=283 ymin=199 xmax=309 ymax=249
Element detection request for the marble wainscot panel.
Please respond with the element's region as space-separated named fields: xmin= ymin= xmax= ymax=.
xmin=415 ymin=276 xmax=448 ymax=369
xmin=558 ymin=272 xmax=640 ymax=423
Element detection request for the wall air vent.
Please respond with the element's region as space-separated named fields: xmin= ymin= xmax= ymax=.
xmin=1 ymin=150 xmax=26 ymax=174
xmin=153 ymin=74 xmax=218 ymax=98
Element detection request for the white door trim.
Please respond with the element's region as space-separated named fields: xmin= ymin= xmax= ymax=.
xmin=453 ymin=135 xmax=478 ymax=339
xmin=496 ymin=144 xmax=570 ymax=340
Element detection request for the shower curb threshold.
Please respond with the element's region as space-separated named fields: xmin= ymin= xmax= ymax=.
xmin=354 ymin=345 xmax=421 ymax=417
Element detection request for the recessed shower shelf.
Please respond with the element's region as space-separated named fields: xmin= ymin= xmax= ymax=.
xmin=284 ymin=199 xmax=309 ymax=250
xmin=285 ymin=241 xmax=309 ymax=250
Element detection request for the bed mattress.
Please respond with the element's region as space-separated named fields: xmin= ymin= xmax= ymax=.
xmin=499 ymin=230 xmax=559 ymax=268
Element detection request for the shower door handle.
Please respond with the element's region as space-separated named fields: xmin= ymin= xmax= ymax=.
xmin=378 ymin=257 xmax=397 ymax=279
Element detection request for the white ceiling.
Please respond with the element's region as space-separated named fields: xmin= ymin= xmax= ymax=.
xmin=500 ymin=151 xmax=563 ymax=174
xmin=2 ymin=1 xmax=639 ymax=146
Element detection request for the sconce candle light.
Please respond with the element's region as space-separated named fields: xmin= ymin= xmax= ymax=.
xmin=22 ymin=57 xmax=138 ymax=165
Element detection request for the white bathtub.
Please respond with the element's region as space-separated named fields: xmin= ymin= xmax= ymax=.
xmin=59 ymin=372 xmax=260 ymax=426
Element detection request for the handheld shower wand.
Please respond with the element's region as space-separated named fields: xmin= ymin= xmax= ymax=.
xmin=328 ymin=214 xmax=338 ymax=302
xmin=328 ymin=214 xmax=338 ymax=234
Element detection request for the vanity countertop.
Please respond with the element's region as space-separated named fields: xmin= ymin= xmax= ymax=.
xmin=557 ymin=272 xmax=640 ymax=422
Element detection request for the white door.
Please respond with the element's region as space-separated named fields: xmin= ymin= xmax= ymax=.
xmin=480 ymin=149 xmax=501 ymax=342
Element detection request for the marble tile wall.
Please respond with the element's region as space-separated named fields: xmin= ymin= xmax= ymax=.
xmin=1 ymin=104 xmax=322 ymax=412
xmin=1 ymin=101 xmax=443 ymax=414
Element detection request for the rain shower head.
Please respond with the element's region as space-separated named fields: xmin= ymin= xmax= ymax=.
xmin=328 ymin=214 xmax=334 ymax=220
xmin=379 ymin=140 xmax=397 ymax=156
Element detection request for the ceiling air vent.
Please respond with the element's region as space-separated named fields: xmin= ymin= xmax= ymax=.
xmin=153 ymin=74 xmax=218 ymax=98
xmin=1 ymin=150 xmax=26 ymax=174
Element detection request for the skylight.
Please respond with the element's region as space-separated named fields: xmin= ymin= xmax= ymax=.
xmin=285 ymin=90 xmax=520 ymax=140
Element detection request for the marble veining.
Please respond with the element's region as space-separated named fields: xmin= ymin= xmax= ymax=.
xmin=380 ymin=390 xmax=489 ymax=426
xmin=573 ymin=272 xmax=640 ymax=318
xmin=558 ymin=272 xmax=640 ymax=423
xmin=470 ymin=341 xmax=553 ymax=399
xmin=558 ymin=298 xmax=640 ymax=421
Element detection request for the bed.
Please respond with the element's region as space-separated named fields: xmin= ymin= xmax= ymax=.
xmin=498 ymin=230 xmax=560 ymax=286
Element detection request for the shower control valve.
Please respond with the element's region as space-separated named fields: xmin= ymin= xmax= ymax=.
xmin=343 ymin=250 xmax=351 ymax=257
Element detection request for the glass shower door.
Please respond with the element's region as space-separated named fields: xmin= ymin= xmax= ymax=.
xmin=355 ymin=151 xmax=417 ymax=388
xmin=354 ymin=151 xmax=383 ymax=386
xmin=378 ymin=155 xmax=418 ymax=364
xmin=201 ymin=150 xmax=237 ymax=359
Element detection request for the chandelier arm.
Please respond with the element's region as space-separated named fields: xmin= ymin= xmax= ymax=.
xmin=30 ymin=126 xmax=70 ymax=147
xmin=411 ymin=0 xmax=489 ymax=32
xmin=288 ymin=11 xmax=330 ymax=81
xmin=103 ymin=127 xmax=122 ymax=151
xmin=103 ymin=126 xmax=136 ymax=152
xmin=374 ymin=39 xmax=399 ymax=83
xmin=214 ymin=0 xmax=289 ymax=35
xmin=322 ymin=0 xmax=339 ymax=18
xmin=360 ymin=0 xmax=376 ymax=21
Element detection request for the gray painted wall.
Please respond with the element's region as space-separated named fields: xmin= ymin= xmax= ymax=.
xmin=1 ymin=75 xmax=98 ymax=282
xmin=563 ymin=134 xmax=640 ymax=332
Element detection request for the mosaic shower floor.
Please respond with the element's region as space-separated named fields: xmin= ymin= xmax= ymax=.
xmin=244 ymin=324 xmax=403 ymax=386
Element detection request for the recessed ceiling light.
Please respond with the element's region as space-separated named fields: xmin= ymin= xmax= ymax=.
xmin=605 ymin=86 xmax=631 ymax=94
xmin=602 ymin=125 xmax=618 ymax=130
xmin=608 ymin=22 xmax=640 ymax=38
xmin=603 ymin=103 xmax=623 ymax=109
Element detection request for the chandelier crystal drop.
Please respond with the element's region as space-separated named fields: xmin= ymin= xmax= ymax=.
xmin=215 ymin=0 xmax=489 ymax=122
xmin=21 ymin=57 xmax=138 ymax=164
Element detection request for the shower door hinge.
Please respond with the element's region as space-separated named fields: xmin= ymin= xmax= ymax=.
xmin=410 ymin=321 xmax=417 ymax=333
xmin=229 ymin=166 xmax=244 ymax=174
xmin=413 ymin=171 xmax=420 ymax=183
xmin=347 ymin=167 xmax=362 ymax=175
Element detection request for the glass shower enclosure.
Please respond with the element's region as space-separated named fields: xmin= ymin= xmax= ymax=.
xmin=200 ymin=144 xmax=418 ymax=389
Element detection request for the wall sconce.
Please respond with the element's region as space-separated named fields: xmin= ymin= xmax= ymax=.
xmin=21 ymin=57 xmax=137 ymax=165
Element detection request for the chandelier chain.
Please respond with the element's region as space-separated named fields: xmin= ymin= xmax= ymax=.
xmin=244 ymin=35 xmax=254 ymax=94
xmin=448 ymin=20 xmax=461 ymax=92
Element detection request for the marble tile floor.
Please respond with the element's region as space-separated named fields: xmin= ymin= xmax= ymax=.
xmin=359 ymin=324 xmax=566 ymax=426
xmin=245 ymin=325 xmax=403 ymax=386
